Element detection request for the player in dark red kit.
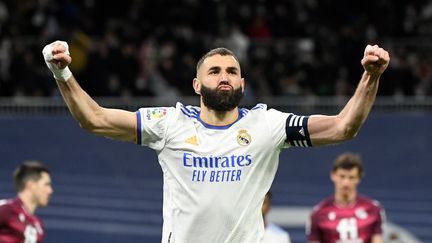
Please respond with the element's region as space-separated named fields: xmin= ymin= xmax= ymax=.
xmin=307 ymin=152 xmax=385 ymax=243
xmin=0 ymin=161 xmax=53 ymax=243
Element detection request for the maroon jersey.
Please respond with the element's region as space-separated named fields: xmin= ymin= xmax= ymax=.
xmin=0 ymin=198 xmax=45 ymax=243
xmin=307 ymin=195 xmax=384 ymax=243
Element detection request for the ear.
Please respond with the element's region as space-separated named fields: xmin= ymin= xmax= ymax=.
xmin=193 ymin=78 xmax=201 ymax=95
xmin=241 ymin=78 xmax=245 ymax=92
xmin=330 ymin=171 xmax=336 ymax=182
xmin=25 ymin=179 xmax=36 ymax=191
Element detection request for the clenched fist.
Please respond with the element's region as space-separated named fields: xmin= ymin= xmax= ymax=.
xmin=361 ymin=44 xmax=390 ymax=76
xmin=42 ymin=41 xmax=73 ymax=82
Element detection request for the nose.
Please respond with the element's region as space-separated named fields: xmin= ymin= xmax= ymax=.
xmin=48 ymin=186 xmax=54 ymax=195
xmin=219 ymin=71 xmax=229 ymax=82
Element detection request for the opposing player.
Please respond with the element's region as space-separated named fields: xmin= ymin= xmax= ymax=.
xmin=307 ymin=152 xmax=385 ymax=243
xmin=0 ymin=161 xmax=53 ymax=243
xmin=41 ymin=40 xmax=389 ymax=242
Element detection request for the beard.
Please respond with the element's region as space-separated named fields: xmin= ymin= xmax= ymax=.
xmin=200 ymin=84 xmax=244 ymax=111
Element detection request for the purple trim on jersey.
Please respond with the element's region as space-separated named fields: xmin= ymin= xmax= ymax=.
xmin=136 ymin=110 xmax=142 ymax=145
xmin=196 ymin=108 xmax=244 ymax=130
xmin=239 ymin=108 xmax=248 ymax=117
xmin=251 ymin=103 xmax=266 ymax=110
xmin=181 ymin=105 xmax=199 ymax=118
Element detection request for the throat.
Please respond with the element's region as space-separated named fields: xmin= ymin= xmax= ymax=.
xmin=335 ymin=194 xmax=356 ymax=207
xmin=199 ymin=108 xmax=239 ymax=126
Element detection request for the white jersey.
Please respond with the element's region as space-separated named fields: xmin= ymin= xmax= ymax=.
xmin=262 ymin=223 xmax=291 ymax=243
xmin=136 ymin=102 xmax=310 ymax=243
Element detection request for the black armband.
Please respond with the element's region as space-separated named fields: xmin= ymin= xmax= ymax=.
xmin=285 ymin=114 xmax=312 ymax=147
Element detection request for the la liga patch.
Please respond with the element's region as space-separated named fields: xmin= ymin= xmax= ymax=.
xmin=145 ymin=108 xmax=168 ymax=121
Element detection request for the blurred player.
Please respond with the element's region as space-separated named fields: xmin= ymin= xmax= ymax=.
xmin=307 ymin=152 xmax=385 ymax=243
xmin=262 ymin=190 xmax=291 ymax=243
xmin=41 ymin=40 xmax=389 ymax=242
xmin=0 ymin=161 xmax=53 ymax=243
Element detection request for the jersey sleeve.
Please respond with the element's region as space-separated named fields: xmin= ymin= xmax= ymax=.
xmin=135 ymin=106 xmax=175 ymax=150
xmin=264 ymin=108 xmax=290 ymax=148
xmin=0 ymin=200 xmax=11 ymax=225
xmin=264 ymin=108 xmax=312 ymax=148
xmin=306 ymin=207 xmax=322 ymax=242
xmin=371 ymin=202 xmax=385 ymax=235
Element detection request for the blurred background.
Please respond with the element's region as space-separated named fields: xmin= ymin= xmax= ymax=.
xmin=0 ymin=0 xmax=431 ymax=242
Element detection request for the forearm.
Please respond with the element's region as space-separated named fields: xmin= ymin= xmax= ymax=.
xmin=56 ymin=76 xmax=104 ymax=130
xmin=338 ymin=71 xmax=380 ymax=138
xmin=43 ymin=41 xmax=136 ymax=141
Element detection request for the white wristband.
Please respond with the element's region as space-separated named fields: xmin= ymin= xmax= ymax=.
xmin=49 ymin=64 xmax=72 ymax=82
xmin=42 ymin=41 xmax=73 ymax=82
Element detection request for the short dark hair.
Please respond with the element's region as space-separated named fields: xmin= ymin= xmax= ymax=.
xmin=196 ymin=47 xmax=239 ymax=72
xmin=13 ymin=161 xmax=50 ymax=192
xmin=332 ymin=152 xmax=364 ymax=178
xmin=265 ymin=190 xmax=272 ymax=201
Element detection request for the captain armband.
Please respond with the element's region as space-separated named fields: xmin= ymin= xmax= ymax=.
xmin=285 ymin=114 xmax=312 ymax=147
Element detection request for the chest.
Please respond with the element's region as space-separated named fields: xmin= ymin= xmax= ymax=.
xmin=318 ymin=206 xmax=379 ymax=242
xmin=166 ymin=119 xmax=273 ymax=154
xmin=4 ymin=211 xmax=44 ymax=243
xmin=159 ymin=119 xmax=280 ymax=185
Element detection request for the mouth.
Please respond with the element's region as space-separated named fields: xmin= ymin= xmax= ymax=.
xmin=218 ymin=84 xmax=233 ymax=91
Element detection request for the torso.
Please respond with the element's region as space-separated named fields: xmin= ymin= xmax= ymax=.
xmin=308 ymin=195 xmax=384 ymax=243
xmin=137 ymin=103 xmax=290 ymax=243
xmin=0 ymin=198 xmax=45 ymax=243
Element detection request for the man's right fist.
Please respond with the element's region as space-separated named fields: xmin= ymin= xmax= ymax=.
xmin=42 ymin=41 xmax=72 ymax=82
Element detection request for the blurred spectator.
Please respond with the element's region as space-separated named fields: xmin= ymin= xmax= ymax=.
xmin=1 ymin=0 xmax=432 ymax=98
xmin=262 ymin=190 xmax=291 ymax=243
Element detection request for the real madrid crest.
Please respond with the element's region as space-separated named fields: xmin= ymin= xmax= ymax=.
xmin=237 ymin=129 xmax=251 ymax=146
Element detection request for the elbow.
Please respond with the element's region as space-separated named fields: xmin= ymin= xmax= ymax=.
xmin=76 ymin=108 xmax=106 ymax=133
xmin=339 ymin=124 xmax=359 ymax=142
xmin=78 ymin=120 xmax=98 ymax=132
xmin=77 ymin=115 xmax=104 ymax=133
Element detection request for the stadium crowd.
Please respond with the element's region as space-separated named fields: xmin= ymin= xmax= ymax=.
xmin=0 ymin=0 xmax=431 ymax=100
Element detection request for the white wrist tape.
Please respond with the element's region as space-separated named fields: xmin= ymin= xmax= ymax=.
xmin=42 ymin=41 xmax=73 ymax=82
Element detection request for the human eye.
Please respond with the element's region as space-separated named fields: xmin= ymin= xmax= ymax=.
xmin=227 ymin=67 xmax=238 ymax=75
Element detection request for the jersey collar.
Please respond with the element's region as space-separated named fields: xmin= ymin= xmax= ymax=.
xmin=197 ymin=108 xmax=244 ymax=130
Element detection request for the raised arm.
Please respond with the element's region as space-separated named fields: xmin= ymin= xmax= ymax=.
xmin=42 ymin=41 xmax=136 ymax=142
xmin=308 ymin=44 xmax=390 ymax=146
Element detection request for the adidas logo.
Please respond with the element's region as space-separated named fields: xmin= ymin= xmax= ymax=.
xmin=185 ymin=135 xmax=199 ymax=146
xmin=299 ymin=127 xmax=305 ymax=137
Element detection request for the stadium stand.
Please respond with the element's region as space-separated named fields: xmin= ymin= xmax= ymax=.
xmin=1 ymin=0 xmax=432 ymax=242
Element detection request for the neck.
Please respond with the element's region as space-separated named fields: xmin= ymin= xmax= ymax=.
xmin=334 ymin=191 xmax=357 ymax=206
xmin=18 ymin=192 xmax=37 ymax=215
xmin=199 ymin=105 xmax=239 ymax=126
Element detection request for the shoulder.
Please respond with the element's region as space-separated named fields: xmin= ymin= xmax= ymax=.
xmin=238 ymin=103 xmax=268 ymax=116
xmin=0 ymin=198 xmax=15 ymax=208
xmin=0 ymin=198 xmax=17 ymax=216
xmin=312 ymin=196 xmax=334 ymax=212
xmin=178 ymin=102 xmax=200 ymax=119
xmin=137 ymin=102 xmax=198 ymax=123
xmin=241 ymin=103 xmax=289 ymax=118
xmin=358 ymin=195 xmax=383 ymax=208
xmin=310 ymin=197 xmax=334 ymax=219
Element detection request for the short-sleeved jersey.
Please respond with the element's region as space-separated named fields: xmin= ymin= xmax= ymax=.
xmin=262 ymin=223 xmax=291 ymax=243
xmin=0 ymin=198 xmax=45 ymax=243
xmin=307 ymin=195 xmax=385 ymax=243
xmin=136 ymin=103 xmax=311 ymax=243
